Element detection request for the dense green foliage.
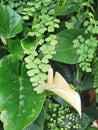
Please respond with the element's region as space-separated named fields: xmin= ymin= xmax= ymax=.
xmin=0 ymin=0 xmax=98 ymax=130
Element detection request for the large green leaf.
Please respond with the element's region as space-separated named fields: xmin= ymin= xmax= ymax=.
xmin=0 ymin=4 xmax=23 ymax=38
xmin=58 ymin=1 xmax=81 ymax=16
xmin=24 ymin=108 xmax=46 ymax=130
xmin=52 ymin=29 xmax=85 ymax=64
xmin=0 ymin=55 xmax=46 ymax=130
xmin=6 ymin=39 xmax=24 ymax=60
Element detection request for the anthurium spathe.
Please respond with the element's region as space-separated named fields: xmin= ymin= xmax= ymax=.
xmin=34 ymin=68 xmax=81 ymax=117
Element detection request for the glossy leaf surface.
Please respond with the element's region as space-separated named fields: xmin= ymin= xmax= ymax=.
xmin=7 ymin=39 xmax=24 ymax=60
xmin=52 ymin=29 xmax=85 ymax=64
xmin=0 ymin=55 xmax=46 ymax=130
xmin=0 ymin=4 xmax=23 ymax=38
xmin=24 ymin=109 xmax=46 ymax=130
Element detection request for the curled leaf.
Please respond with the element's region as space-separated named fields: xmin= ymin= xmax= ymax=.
xmin=34 ymin=68 xmax=81 ymax=117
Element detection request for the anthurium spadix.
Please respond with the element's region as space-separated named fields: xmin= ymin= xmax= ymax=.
xmin=34 ymin=68 xmax=81 ymax=117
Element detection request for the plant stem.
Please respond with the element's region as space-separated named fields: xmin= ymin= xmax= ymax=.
xmin=59 ymin=0 xmax=67 ymax=13
xmin=55 ymin=0 xmax=67 ymax=17
xmin=55 ymin=0 xmax=60 ymax=17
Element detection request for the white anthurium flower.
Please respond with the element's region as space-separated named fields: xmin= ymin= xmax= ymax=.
xmin=34 ymin=68 xmax=81 ymax=117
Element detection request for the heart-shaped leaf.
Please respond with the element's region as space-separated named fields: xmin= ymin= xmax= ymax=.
xmin=0 ymin=55 xmax=46 ymax=130
xmin=0 ymin=4 xmax=23 ymax=38
xmin=52 ymin=29 xmax=85 ymax=64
